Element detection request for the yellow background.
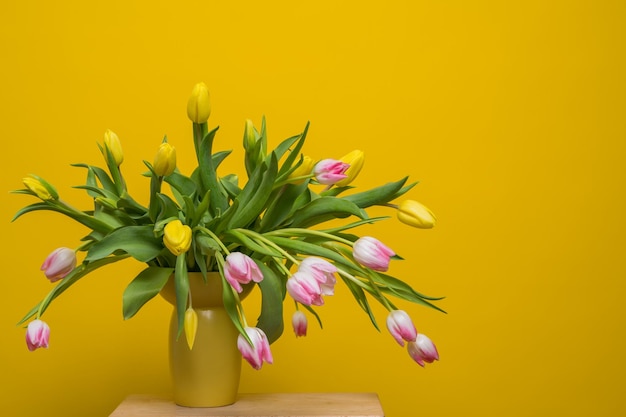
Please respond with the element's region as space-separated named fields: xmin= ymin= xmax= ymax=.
xmin=2 ymin=1 xmax=625 ymax=416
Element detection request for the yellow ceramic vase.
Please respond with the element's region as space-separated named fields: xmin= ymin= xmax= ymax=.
xmin=160 ymin=272 xmax=242 ymax=407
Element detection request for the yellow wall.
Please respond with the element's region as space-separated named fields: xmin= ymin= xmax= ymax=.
xmin=2 ymin=1 xmax=625 ymax=416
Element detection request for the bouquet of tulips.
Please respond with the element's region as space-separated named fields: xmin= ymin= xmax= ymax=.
xmin=14 ymin=82 xmax=443 ymax=369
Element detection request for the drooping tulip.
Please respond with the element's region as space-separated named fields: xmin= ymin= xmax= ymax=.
xmin=184 ymin=307 xmax=198 ymax=350
xmin=237 ymin=327 xmax=274 ymax=370
xmin=103 ymin=129 xmax=124 ymax=166
xmin=224 ymin=252 xmax=264 ymax=293
xmin=292 ymin=311 xmax=308 ymax=337
xmin=352 ymin=236 xmax=395 ymax=272
xmin=314 ymin=159 xmax=350 ymax=185
xmin=335 ymin=150 xmax=365 ymax=187
xmin=298 ymin=257 xmax=337 ymax=296
xmin=26 ymin=319 xmax=50 ymax=351
xmin=163 ymin=220 xmax=192 ymax=256
xmin=407 ymin=333 xmax=439 ymax=367
xmin=286 ymin=271 xmax=324 ymax=306
xmin=386 ymin=310 xmax=418 ymax=347
xmin=397 ymin=200 xmax=436 ymax=229
xmin=187 ymin=82 xmax=211 ymax=124
xmin=153 ymin=142 xmax=177 ymax=177
xmin=40 ymin=247 xmax=77 ymax=282
xmin=23 ymin=175 xmax=57 ymax=201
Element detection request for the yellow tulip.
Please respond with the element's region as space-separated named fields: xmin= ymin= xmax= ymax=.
xmin=103 ymin=129 xmax=124 ymax=166
xmin=186 ymin=82 xmax=211 ymax=124
xmin=397 ymin=200 xmax=437 ymax=229
xmin=335 ymin=150 xmax=365 ymax=187
xmin=163 ymin=219 xmax=192 ymax=255
xmin=153 ymin=142 xmax=177 ymax=176
xmin=23 ymin=175 xmax=57 ymax=201
xmin=184 ymin=307 xmax=198 ymax=350
xmin=288 ymin=156 xmax=315 ymax=184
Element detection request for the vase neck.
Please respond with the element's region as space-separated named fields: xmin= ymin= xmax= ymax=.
xmin=160 ymin=272 xmax=224 ymax=308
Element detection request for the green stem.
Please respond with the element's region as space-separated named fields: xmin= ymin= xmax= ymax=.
xmin=214 ymin=251 xmax=248 ymax=327
xmin=234 ymin=228 xmax=300 ymax=264
xmin=265 ymin=228 xmax=354 ymax=247
xmin=195 ymin=226 xmax=230 ymax=255
xmin=192 ymin=122 xmax=207 ymax=160
xmin=272 ymin=174 xmax=313 ymax=190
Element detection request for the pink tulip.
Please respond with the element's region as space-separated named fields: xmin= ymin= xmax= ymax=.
xmin=352 ymin=236 xmax=395 ymax=272
xmin=386 ymin=310 xmax=418 ymax=346
xmin=237 ymin=327 xmax=274 ymax=370
xmin=407 ymin=333 xmax=439 ymax=367
xmin=40 ymin=247 xmax=77 ymax=282
xmin=286 ymin=271 xmax=324 ymax=306
xmin=26 ymin=319 xmax=50 ymax=351
xmin=224 ymin=252 xmax=263 ymax=293
xmin=314 ymin=159 xmax=350 ymax=185
xmin=292 ymin=311 xmax=308 ymax=337
xmin=298 ymin=257 xmax=337 ymax=296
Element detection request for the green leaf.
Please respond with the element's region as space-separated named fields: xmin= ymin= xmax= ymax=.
xmin=224 ymin=229 xmax=283 ymax=258
xmin=198 ymin=127 xmax=229 ymax=213
xmin=174 ymin=255 xmax=189 ymax=339
xmin=265 ymin=236 xmax=355 ymax=271
xmin=17 ymin=255 xmax=130 ymax=325
xmin=275 ymin=122 xmax=310 ymax=177
xmin=342 ymin=177 xmax=409 ymax=208
xmin=155 ymin=194 xmax=181 ymax=226
xmin=376 ymin=273 xmax=447 ymax=313
xmin=220 ymin=269 xmax=250 ymax=342
xmin=72 ymin=164 xmax=117 ymax=195
xmin=123 ymin=267 xmax=174 ymax=319
xmin=190 ymin=190 xmax=211 ymax=228
xmin=290 ymin=197 xmax=366 ymax=228
xmin=220 ymin=174 xmax=241 ymax=200
xmin=85 ymin=225 xmax=163 ymax=262
xmin=259 ymin=181 xmax=310 ymax=232
xmin=254 ymin=262 xmax=285 ymax=344
xmin=165 ymin=171 xmax=197 ymax=198
xmin=212 ymin=150 xmax=232 ymax=168
xmin=319 ymin=216 xmax=390 ymax=234
xmin=11 ymin=202 xmax=114 ymax=234
xmin=227 ymin=154 xmax=278 ymax=230
xmin=341 ymin=275 xmax=380 ymax=331
xmin=73 ymin=185 xmax=117 ymax=200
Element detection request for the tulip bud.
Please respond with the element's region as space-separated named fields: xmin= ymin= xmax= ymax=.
xmin=335 ymin=150 xmax=365 ymax=187
xmin=288 ymin=156 xmax=315 ymax=184
xmin=40 ymin=247 xmax=77 ymax=282
xmin=224 ymin=252 xmax=264 ymax=293
xmin=186 ymin=82 xmax=211 ymax=124
xmin=103 ymin=129 xmax=124 ymax=166
xmin=243 ymin=119 xmax=257 ymax=150
xmin=292 ymin=311 xmax=308 ymax=337
xmin=407 ymin=333 xmax=439 ymax=367
xmin=184 ymin=307 xmax=198 ymax=350
xmin=26 ymin=319 xmax=50 ymax=351
xmin=237 ymin=327 xmax=274 ymax=370
xmin=386 ymin=310 xmax=418 ymax=346
xmin=22 ymin=175 xmax=58 ymax=201
xmin=397 ymin=200 xmax=436 ymax=229
xmin=352 ymin=236 xmax=395 ymax=272
xmin=153 ymin=142 xmax=177 ymax=176
xmin=314 ymin=159 xmax=350 ymax=185
xmin=163 ymin=219 xmax=192 ymax=256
